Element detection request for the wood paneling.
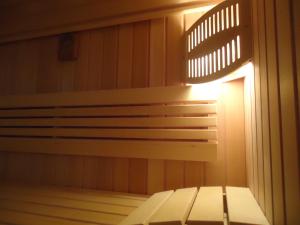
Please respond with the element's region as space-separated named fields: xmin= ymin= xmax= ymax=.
xmin=0 ymin=0 xmax=221 ymax=44
xmin=244 ymin=0 xmax=300 ymax=224
xmin=0 ymin=13 xmax=246 ymax=197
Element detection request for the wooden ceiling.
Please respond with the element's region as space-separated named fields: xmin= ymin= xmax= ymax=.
xmin=0 ymin=0 xmax=222 ymax=43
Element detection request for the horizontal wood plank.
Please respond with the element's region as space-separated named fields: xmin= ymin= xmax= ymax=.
xmin=226 ymin=187 xmax=270 ymax=225
xmin=187 ymin=186 xmax=224 ymax=225
xmin=0 ymin=86 xmax=218 ymax=109
xmin=0 ymin=104 xmax=216 ymax=118
xmin=0 ymin=200 xmax=125 ymax=225
xmin=120 ymin=190 xmax=174 ymax=225
xmin=0 ymin=117 xmax=216 ymax=128
xmin=0 ymin=138 xmax=217 ymax=161
xmin=149 ymin=187 xmax=198 ymax=225
xmin=0 ymin=192 xmax=135 ymax=216
xmin=0 ymin=185 xmax=145 ymax=207
xmin=0 ymin=128 xmax=217 ymax=140
xmin=0 ymin=209 xmax=96 ymax=225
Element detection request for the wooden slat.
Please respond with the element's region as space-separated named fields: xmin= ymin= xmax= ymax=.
xmin=0 ymin=209 xmax=96 ymax=225
xmin=149 ymin=187 xmax=198 ymax=225
xmin=0 ymin=117 xmax=216 ymax=128
xmin=226 ymin=187 xmax=269 ymax=225
xmin=187 ymin=186 xmax=224 ymax=225
xmin=0 ymin=192 xmax=135 ymax=216
xmin=0 ymin=199 xmax=125 ymax=225
xmin=0 ymin=104 xmax=216 ymax=118
xmin=0 ymin=86 xmax=218 ymax=109
xmin=120 ymin=190 xmax=173 ymax=225
xmin=0 ymin=138 xmax=217 ymax=161
xmin=0 ymin=128 xmax=217 ymax=140
xmin=0 ymin=185 xmax=145 ymax=207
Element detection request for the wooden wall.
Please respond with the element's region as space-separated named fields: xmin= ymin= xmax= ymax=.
xmin=0 ymin=0 xmax=220 ymax=43
xmin=244 ymin=0 xmax=300 ymax=224
xmin=0 ymin=13 xmax=247 ymax=195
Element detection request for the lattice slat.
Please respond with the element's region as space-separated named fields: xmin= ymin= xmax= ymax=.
xmin=186 ymin=0 xmax=252 ymax=83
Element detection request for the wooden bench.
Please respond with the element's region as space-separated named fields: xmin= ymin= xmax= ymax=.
xmin=0 ymin=86 xmax=218 ymax=161
xmin=122 ymin=186 xmax=270 ymax=225
xmin=0 ymin=183 xmax=148 ymax=225
xmin=0 ymin=185 xmax=270 ymax=225
xmin=226 ymin=187 xmax=270 ymax=225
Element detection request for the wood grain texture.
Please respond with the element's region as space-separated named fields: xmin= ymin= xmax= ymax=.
xmin=0 ymin=0 xmax=221 ymax=43
xmin=247 ymin=0 xmax=300 ymax=224
xmin=166 ymin=13 xmax=184 ymax=86
xmin=0 ymin=13 xmax=247 ymax=199
xmin=226 ymin=186 xmax=269 ymax=225
xmin=187 ymin=187 xmax=223 ymax=225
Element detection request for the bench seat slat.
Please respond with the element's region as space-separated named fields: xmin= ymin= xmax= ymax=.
xmin=0 ymin=128 xmax=217 ymax=140
xmin=0 ymin=209 xmax=95 ymax=225
xmin=187 ymin=186 xmax=224 ymax=225
xmin=0 ymin=86 xmax=217 ymax=109
xmin=119 ymin=190 xmax=173 ymax=225
xmin=149 ymin=187 xmax=198 ymax=225
xmin=0 ymin=185 xmax=145 ymax=207
xmin=0 ymin=192 xmax=135 ymax=216
xmin=0 ymin=138 xmax=217 ymax=161
xmin=226 ymin=187 xmax=269 ymax=225
xmin=0 ymin=104 xmax=216 ymax=118
xmin=0 ymin=117 xmax=216 ymax=128
xmin=0 ymin=199 xmax=125 ymax=225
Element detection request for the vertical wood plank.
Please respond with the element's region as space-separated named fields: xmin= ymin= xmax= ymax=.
xmin=113 ymin=158 xmax=129 ymax=192
xmin=166 ymin=13 xmax=184 ymax=85
xmin=264 ymin=0 xmax=286 ymax=218
xmin=251 ymin=0 xmax=260 ymax=199
xmin=165 ymin=160 xmax=185 ymax=190
xmin=165 ymin=14 xmax=185 ymax=191
xmin=101 ymin=26 xmax=118 ymax=89
xmin=114 ymin=24 xmax=133 ymax=193
xmin=88 ymin=29 xmax=103 ymax=90
xmin=292 ymin=0 xmax=300 ymax=122
xmin=12 ymin=40 xmax=39 ymax=94
xmin=244 ymin=74 xmax=254 ymax=193
xmin=0 ymin=152 xmax=7 ymax=181
xmin=257 ymin=0 xmax=273 ymax=219
xmin=147 ymin=159 xmax=165 ymax=194
xmin=275 ymin=0 xmax=300 ymax=223
xmin=129 ymin=21 xmax=150 ymax=194
xmin=129 ymin=159 xmax=147 ymax=194
xmin=149 ymin=18 xmax=166 ymax=87
xmin=147 ymin=18 xmax=166 ymax=194
xmin=52 ymin=155 xmax=70 ymax=186
xmin=37 ymin=36 xmax=61 ymax=93
xmin=0 ymin=43 xmax=16 ymax=95
xmin=224 ymin=79 xmax=246 ymax=187
xmin=117 ymin=23 xmax=133 ymax=89
xmin=132 ymin=21 xmax=150 ymax=88
xmin=60 ymin=61 xmax=75 ymax=92
xmin=66 ymin=156 xmax=83 ymax=187
xmin=97 ymin=157 xmax=113 ymax=191
xmin=82 ymin=156 xmax=99 ymax=189
xmin=205 ymin=82 xmax=226 ymax=186
xmin=184 ymin=161 xmax=204 ymax=187
xmin=26 ymin=153 xmax=44 ymax=185
xmin=73 ymin=31 xmax=90 ymax=91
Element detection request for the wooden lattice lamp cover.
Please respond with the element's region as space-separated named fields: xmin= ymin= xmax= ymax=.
xmin=185 ymin=0 xmax=252 ymax=83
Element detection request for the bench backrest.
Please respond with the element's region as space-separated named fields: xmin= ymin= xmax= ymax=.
xmin=0 ymin=86 xmax=218 ymax=161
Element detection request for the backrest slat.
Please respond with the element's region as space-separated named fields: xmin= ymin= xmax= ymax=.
xmin=0 ymin=86 xmax=218 ymax=161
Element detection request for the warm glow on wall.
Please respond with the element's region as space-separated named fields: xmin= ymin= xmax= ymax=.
xmin=188 ymin=81 xmax=221 ymax=101
xmin=188 ymin=62 xmax=253 ymax=84
xmin=183 ymin=5 xmax=215 ymax=15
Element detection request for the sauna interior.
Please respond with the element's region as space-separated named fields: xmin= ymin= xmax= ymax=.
xmin=0 ymin=0 xmax=299 ymax=225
